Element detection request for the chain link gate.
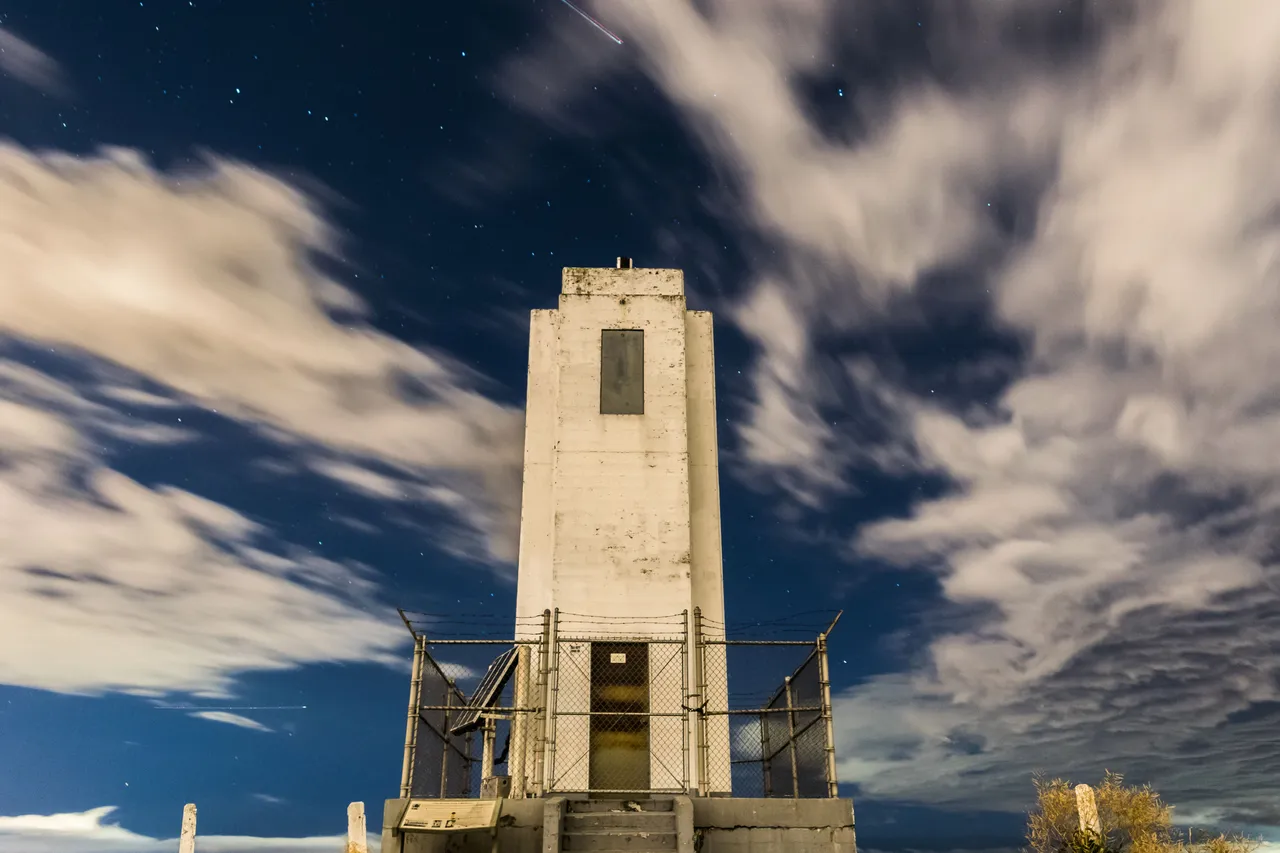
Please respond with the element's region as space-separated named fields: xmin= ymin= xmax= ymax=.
xmin=544 ymin=611 xmax=691 ymax=795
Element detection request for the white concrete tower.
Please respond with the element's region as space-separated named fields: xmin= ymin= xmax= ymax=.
xmin=513 ymin=260 xmax=729 ymax=795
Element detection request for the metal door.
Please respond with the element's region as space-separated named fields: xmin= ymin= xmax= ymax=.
xmin=588 ymin=642 xmax=650 ymax=792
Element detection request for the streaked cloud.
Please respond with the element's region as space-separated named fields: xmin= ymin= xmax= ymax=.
xmin=0 ymin=28 xmax=65 ymax=94
xmin=0 ymin=142 xmax=525 ymax=699
xmin=189 ymin=711 xmax=272 ymax=732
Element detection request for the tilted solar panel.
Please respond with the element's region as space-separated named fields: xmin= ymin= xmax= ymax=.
xmin=448 ymin=647 xmax=519 ymax=735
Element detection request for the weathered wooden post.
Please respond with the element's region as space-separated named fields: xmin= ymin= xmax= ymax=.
xmin=178 ymin=803 xmax=197 ymax=853
xmin=1075 ymin=783 xmax=1101 ymax=835
xmin=347 ymin=801 xmax=369 ymax=853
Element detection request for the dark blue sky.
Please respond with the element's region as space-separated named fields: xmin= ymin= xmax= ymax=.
xmin=2 ymin=2 xmax=1279 ymax=852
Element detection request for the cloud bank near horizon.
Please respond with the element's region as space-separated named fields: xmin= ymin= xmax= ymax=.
xmin=0 ymin=806 xmax=345 ymax=853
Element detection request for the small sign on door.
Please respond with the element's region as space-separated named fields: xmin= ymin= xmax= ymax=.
xmin=610 ymin=652 xmax=626 ymax=664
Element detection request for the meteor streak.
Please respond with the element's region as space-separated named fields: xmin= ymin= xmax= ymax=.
xmin=556 ymin=0 xmax=623 ymax=45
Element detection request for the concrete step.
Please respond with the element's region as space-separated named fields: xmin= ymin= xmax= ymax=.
xmin=561 ymin=828 xmax=678 ymax=851
xmin=566 ymin=799 xmax=673 ymax=813
xmin=564 ymin=812 xmax=676 ymax=832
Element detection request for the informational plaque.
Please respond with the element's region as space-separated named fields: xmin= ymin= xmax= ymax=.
xmin=610 ymin=652 xmax=626 ymax=664
xmin=399 ymin=799 xmax=501 ymax=833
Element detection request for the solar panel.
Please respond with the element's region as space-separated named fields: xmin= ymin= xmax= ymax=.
xmin=449 ymin=647 xmax=519 ymax=735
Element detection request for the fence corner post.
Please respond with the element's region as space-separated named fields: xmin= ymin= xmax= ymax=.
xmin=178 ymin=803 xmax=197 ymax=853
xmin=347 ymin=801 xmax=368 ymax=853
xmin=817 ymin=632 xmax=839 ymax=798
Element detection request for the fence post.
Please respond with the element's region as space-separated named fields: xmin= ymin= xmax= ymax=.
xmin=1075 ymin=784 xmax=1101 ymax=835
xmin=759 ymin=708 xmax=773 ymax=797
xmin=510 ymin=643 xmax=531 ymax=798
xmin=544 ymin=608 xmax=561 ymax=793
xmin=817 ymin=632 xmax=839 ymax=798
xmin=680 ymin=609 xmax=691 ymax=794
xmin=693 ymin=607 xmax=710 ymax=797
xmin=481 ymin=716 xmax=497 ymax=781
xmin=178 ymin=804 xmax=196 ymax=853
xmin=784 ymin=676 xmax=800 ymax=799
xmin=347 ymin=802 xmax=368 ymax=853
xmin=400 ymin=634 xmax=425 ymax=798
xmin=531 ymin=609 xmax=552 ymax=796
xmin=440 ymin=687 xmax=454 ymax=797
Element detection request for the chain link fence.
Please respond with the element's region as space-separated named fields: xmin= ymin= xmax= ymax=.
xmin=695 ymin=610 xmax=839 ymax=799
xmin=398 ymin=611 xmax=548 ymax=800
xmin=403 ymin=638 xmax=474 ymax=798
xmin=396 ymin=607 xmax=839 ymax=800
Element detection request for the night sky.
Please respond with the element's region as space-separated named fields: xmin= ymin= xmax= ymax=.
xmin=2 ymin=1 xmax=1280 ymax=852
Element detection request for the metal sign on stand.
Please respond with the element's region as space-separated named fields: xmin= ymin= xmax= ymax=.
xmin=398 ymin=798 xmax=502 ymax=833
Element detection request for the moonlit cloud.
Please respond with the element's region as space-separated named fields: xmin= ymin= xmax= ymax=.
xmin=506 ymin=0 xmax=1280 ymax=836
xmin=0 ymin=806 xmax=344 ymax=853
xmin=0 ymin=143 xmax=524 ymax=699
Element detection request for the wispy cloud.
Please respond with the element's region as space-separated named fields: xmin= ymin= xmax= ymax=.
xmin=0 ymin=806 xmax=343 ymax=853
xmin=253 ymin=794 xmax=287 ymax=806
xmin=0 ymin=28 xmax=66 ymax=94
xmin=503 ymin=0 xmax=1280 ymax=835
xmin=189 ymin=711 xmax=272 ymax=732
xmin=437 ymin=661 xmax=480 ymax=681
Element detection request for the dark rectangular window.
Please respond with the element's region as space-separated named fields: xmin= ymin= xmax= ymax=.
xmin=600 ymin=329 xmax=644 ymax=414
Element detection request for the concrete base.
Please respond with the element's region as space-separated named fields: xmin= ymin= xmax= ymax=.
xmin=381 ymin=797 xmax=855 ymax=853
xmin=691 ymin=798 xmax=856 ymax=853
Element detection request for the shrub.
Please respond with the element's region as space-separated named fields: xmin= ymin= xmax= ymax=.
xmin=1024 ymin=770 xmax=1259 ymax=853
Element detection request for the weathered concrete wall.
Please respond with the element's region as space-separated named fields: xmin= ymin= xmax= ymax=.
xmin=550 ymin=285 xmax=692 ymax=622
xmin=684 ymin=309 xmax=725 ymax=629
xmin=515 ymin=308 xmax=559 ymax=634
xmin=685 ymin=309 xmax=731 ymax=793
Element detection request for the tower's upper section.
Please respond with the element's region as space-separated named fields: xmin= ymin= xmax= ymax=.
xmin=514 ymin=263 xmax=725 ymax=635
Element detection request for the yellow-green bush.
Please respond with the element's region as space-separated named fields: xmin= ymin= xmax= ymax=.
xmin=1025 ymin=771 xmax=1259 ymax=853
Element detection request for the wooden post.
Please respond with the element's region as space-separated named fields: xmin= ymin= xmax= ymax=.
xmin=1076 ymin=783 xmax=1101 ymax=835
xmin=178 ymin=803 xmax=197 ymax=853
xmin=347 ymin=802 xmax=368 ymax=853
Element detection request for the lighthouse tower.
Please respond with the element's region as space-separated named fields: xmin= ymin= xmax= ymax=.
xmin=512 ymin=260 xmax=730 ymax=795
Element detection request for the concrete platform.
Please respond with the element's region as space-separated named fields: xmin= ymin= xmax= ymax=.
xmin=381 ymin=796 xmax=855 ymax=853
